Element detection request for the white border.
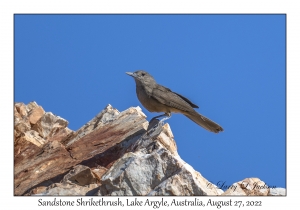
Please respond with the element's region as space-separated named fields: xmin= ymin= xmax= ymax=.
xmin=1 ymin=0 xmax=297 ymax=209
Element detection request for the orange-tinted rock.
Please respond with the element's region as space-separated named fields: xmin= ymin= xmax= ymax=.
xmin=92 ymin=167 xmax=108 ymax=181
xmin=66 ymin=106 xmax=148 ymax=162
xmin=14 ymin=140 xmax=76 ymax=195
xmin=15 ymin=102 xmax=27 ymax=117
xmin=28 ymin=106 xmax=45 ymax=124
xmin=47 ymin=127 xmax=73 ymax=142
xmin=22 ymin=130 xmax=47 ymax=147
xmin=14 ymin=104 xmax=147 ymax=195
xmin=14 ymin=116 xmax=31 ymax=139
xmin=32 ymin=112 xmax=68 ymax=139
xmin=62 ymin=165 xmax=98 ymax=186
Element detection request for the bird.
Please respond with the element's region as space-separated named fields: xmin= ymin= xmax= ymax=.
xmin=126 ymin=70 xmax=223 ymax=133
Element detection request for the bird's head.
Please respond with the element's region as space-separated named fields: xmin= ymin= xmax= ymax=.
xmin=126 ymin=70 xmax=156 ymax=86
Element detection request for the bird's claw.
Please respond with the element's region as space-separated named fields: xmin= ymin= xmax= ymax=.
xmin=146 ymin=115 xmax=171 ymax=138
xmin=130 ymin=114 xmax=171 ymax=151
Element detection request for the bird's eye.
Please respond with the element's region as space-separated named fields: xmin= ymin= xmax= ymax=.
xmin=141 ymin=73 xmax=145 ymax=76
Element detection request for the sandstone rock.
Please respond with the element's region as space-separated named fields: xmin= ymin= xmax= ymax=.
xmin=14 ymin=104 xmax=147 ymax=195
xmin=222 ymin=178 xmax=269 ymax=196
xmin=15 ymin=102 xmax=27 ymax=117
xmin=32 ymin=112 xmax=68 ymax=139
xmin=147 ymin=168 xmax=223 ymax=196
xmin=14 ymin=101 xmax=285 ymax=196
xmin=15 ymin=103 xmax=29 ymax=139
xmin=27 ymin=105 xmax=45 ymax=124
xmin=28 ymin=186 xmax=48 ymax=195
xmin=27 ymin=167 xmax=107 ymax=196
xmin=59 ymin=106 xmax=114 ymax=147
xmin=14 ymin=140 xmax=75 ymax=195
xmin=23 ymin=179 xmax=57 ymax=196
xmin=34 ymin=183 xmax=99 ymax=196
xmin=98 ymin=138 xmax=222 ymax=196
xmin=63 ymin=104 xmax=121 ymax=147
xmin=25 ymin=101 xmax=39 ymax=113
xmin=14 ymin=106 xmax=22 ymax=122
xmin=14 ymin=133 xmax=41 ymax=161
xmin=66 ymin=106 xmax=148 ymax=162
xmin=47 ymin=127 xmax=73 ymax=142
xmin=92 ymin=167 xmax=108 ymax=181
xmin=62 ymin=165 xmax=98 ymax=186
xmin=14 ymin=117 xmax=31 ymax=139
xmin=156 ymin=123 xmax=177 ymax=155
xmin=268 ymin=187 xmax=286 ymax=196
xmin=22 ymin=130 xmax=47 ymax=147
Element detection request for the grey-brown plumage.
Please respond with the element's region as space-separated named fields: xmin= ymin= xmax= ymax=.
xmin=126 ymin=70 xmax=223 ymax=133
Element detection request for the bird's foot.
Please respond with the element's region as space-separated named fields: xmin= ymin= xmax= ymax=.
xmin=150 ymin=112 xmax=171 ymax=121
xmin=131 ymin=114 xmax=171 ymax=151
xmin=146 ymin=113 xmax=171 ymax=138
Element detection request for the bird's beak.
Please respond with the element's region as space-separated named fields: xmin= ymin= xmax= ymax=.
xmin=126 ymin=72 xmax=136 ymax=78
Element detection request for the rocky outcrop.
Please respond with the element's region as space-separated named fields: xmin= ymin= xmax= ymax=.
xmin=221 ymin=178 xmax=286 ymax=196
xmin=268 ymin=187 xmax=286 ymax=196
xmin=222 ymin=178 xmax=268 ymax=196
xmin=14 ymin=102 xmax=285 ymax=196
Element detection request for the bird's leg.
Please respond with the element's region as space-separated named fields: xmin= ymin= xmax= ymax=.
xmin=159 ymin=112 xmax=172 ymax=122
xmin=131 ymin=113 xmax=171 ymax=151
xmin=150 ymin=112 xmax=171 ymax=122
xmin=147 ymin=112 xmax=172 ymax=136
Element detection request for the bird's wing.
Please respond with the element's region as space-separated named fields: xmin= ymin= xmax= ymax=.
xmin=172 ymin=92 xmax=199 ymax=108
xmin=151 ymin=84 xmax=198 ymax=112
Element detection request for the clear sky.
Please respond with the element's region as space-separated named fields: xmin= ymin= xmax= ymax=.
xmin=14 ymin=14 xmax=286 ymax=189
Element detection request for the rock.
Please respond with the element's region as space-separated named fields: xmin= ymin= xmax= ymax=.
xmin=14 ymin=106 xmax=22 ymax=122
xmin=15 ymin=102 xmax=27 ymax=117
xmin=92 ymin=167 xmax=108 ymax=181
xmin=66 ymin=106 xmax=148 ymax=162
xmin=14 ymin=103 xmax=31 ymax=139
xmin=14 ymin=140 xmax=75 ymax=196
xmin=34 ymin=183 xmax=99 ymax=196
xmin=22 ymin=130 xmax=47 ymax=147
xmin=268 ymin=187 xmax=286 ymax=196
xmin=222 ymin=178 xmax=269 ymax=196
xmin=63 ymin=104 xmax=121 ymax=147
xmin=27 ymin=105 xmax=45 ymax=125
xmin=28 ymin=186 xmax=48 ymax=195
xmin=98 ymin=137 xmax=222 ymax=196
xmin=14 ymin=104 xmax=147 ymax=195
xmin=25 ymin=101 xmax=39 ymax=113
xmin=14 ymin=132 xmax=41 ymax=161
xmin=62 ymin=165 xmax=98 ymax=186
xmin=47 ymin=127 xmax=73 ymax=142
xmin=147 ymin=168 xmax=223 ymax=196
xmin=14 ymin=116 xmax=31 ymax=139
xmin=14 ymin=101 xmax=285 ymax=196
xmin=23 ymin=179 xmax=57 ymax=196
xmin=32 ymin=112 xmax=69 ymax=139
xmin=156 ymin=124 xmax=177 ymax=155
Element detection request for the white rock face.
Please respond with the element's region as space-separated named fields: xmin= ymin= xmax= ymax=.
xmin=269 ymin=188 xmax=286 ymax=196
xmin=99 ymin=128 xmax=222 ymax=196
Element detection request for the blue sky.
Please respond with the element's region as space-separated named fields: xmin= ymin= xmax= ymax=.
xmin=15 ymin=14 xmax=286 ymax=189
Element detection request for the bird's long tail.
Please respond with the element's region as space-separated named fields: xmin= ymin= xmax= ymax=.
xmin=184 ymin=111 xmax=223 ymax=133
